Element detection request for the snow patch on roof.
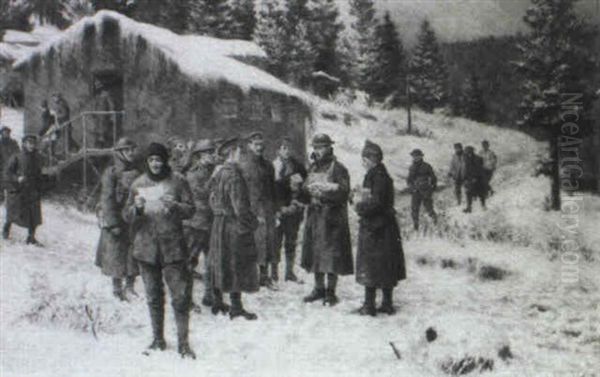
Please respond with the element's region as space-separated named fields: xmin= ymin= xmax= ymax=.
xmin=13 ymin=10 xmax=311 ymax=103
xmin=1 ymin=24 xmax=61 ymax=62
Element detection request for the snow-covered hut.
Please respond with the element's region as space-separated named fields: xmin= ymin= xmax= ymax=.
xmin=13 ymin=11 xmax=312 ymax=158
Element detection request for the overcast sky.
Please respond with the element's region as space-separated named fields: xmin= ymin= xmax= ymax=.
xmin=345 ymin=0 xmax=600 ymax=45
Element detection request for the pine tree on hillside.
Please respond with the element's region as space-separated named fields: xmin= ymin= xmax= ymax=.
xmin=307 ymin=0 xmax=343 ymax=79
xmin=463 ymin=74 xmax=486 ymax=122
xmin=0 ymin=1 xmax=31 ymax=33
xmin=254 ymin=0 xmax=288 ymax=78
xmin=409 ymin=19 xmax=448 ymax=112
xmin=335 ymin=31 xmax=358 ymax=87
xmin=187 ymin=0 xmax=232 ymax=37
xmin=514 ymin=0 xmax=598 ymax=210
xmin=229 ymin=0 xmax=256 ymax=40
xmin=372 ymin=11 xmax=405 ymax=104
xmin=28 ymin=0 xmax=70 ymax=29
xmin=91 ymin=0 xmax=135 ymax=15
xmin=285 ymin=19 xmax=316 ymax=87
xmin=347 ymin=0 xmax=380 ymax=97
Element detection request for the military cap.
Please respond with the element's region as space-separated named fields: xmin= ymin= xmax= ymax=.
xmin=217 ymin=137 xmax=240 ymax=157
xmin=361 ymin=139 xmax=383 ymax=162
xmin=1 ymin=126 xmax=11 ymax=133
xmin=192 ymin=139 xmax=216 ymax=154
xmin=146 ymin=142 xmax=170 ymax=161
xmin=22 ymin=133 xmax=38 ymax=143
xmin=246 ymin=131 xmax=264 ymax=141
xmin=113 ymin=137 xmax=137 ymax=151
xmin=311 ymin=133 xmax=334 ymax=147
xmin=410 ymin=148 xmax=424 ymax=157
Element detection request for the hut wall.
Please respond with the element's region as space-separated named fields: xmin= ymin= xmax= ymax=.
xmin=20 ymin=15 xmax=310 ymax=161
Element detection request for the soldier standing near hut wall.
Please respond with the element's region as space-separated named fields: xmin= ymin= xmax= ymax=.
xmin=183 ymin=139 xmax=216 ymax=308
xmin=208 ymin=138 xmax=260 ymax=320
xmin=123 ymin=142 xmax=196 ymax=359
xmin=50 ymin=93 xmax=77 ymax=154
xmin=407 ymin=149 xmax=438 ymax=231
xmin=238 ymin=132 xmax=277 ymax=288
xmin=95 ymin=138 xmax=141 ymax=301
xmin=301 ymin=134 xmax=353 ymax=306
xmin=273 ymin=138 xmax=307 ymax=282
xmin=0 ymin=126 xmax=20 ymax=202
xmin=3 ymin=135 xmax=45 ymax=245
xmin=354 ymin=140 xmax=406 ymax=316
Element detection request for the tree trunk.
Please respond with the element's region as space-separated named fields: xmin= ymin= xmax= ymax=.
xmin=549 ymin=131 xmax=561 ymax=211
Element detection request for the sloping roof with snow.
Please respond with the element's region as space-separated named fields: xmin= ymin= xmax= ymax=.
xmin=1 ymin=25 xmax=61 ymax=63
xmin=13 ymin=10 xmax=311 ymax=103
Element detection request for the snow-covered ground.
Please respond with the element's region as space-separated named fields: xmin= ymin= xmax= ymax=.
xmin=1 ymin=106 xmax=599 ymax=377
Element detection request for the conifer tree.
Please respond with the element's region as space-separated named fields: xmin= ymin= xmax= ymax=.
xmin=463 ymin=74 xmax=486 ymax=122
xmin=372 ymin=11 xmax=405 ymax=104
xmin=187 ymin=0 xmax=231 ymax=37
xmin=307 ymin=0 xmax=343 ymax=78
xmin=514 ymin=0 xmax=598 ymax=210
xmin=229 ymin=0 xmax=256 ymax=40
xmin=409 ymin=19 xmax=447 ymax=112
xmin=347 ymin=0 xmax=380 ymax=96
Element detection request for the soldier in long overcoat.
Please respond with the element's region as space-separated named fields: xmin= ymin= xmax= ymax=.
xmin=238 ymin=132 xmax=277 ymax=288
xmin=0 ymin=126 xmax=20 ymax=202
xmin=122 ymin=142 xmax=196 ymax=359
xmin=301 ymin=134 xmax=353 ymax=306
xmin=407 ymin=149 xmax=438 ymax=231
xmin=208 ymin=137 xmax=260 ymax=320
xmin=183 ymin=139 xmax=216 ymax=307
xmin=354 ymin=140 xmax=406 ymax=316
xmin=95 ymin=138 xmax=141 ymax=301
xmin=463 ymin=145 xmax=486 ymax=213
xmin=3 ymin=134 xmax=45 ymax=245
xmin=273 ymin=138 xmax=307 ymax=282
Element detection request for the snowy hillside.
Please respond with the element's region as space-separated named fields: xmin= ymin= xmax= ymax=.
xmin=2 ymin=106 xmax=599 ymax=377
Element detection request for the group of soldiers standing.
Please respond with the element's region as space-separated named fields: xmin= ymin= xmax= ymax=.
xmin=91 ymin=132 xmax=406 ymax=359
xmin=406 ymin=140 xmax=498 ymax=231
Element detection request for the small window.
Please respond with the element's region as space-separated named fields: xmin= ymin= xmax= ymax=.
xmin=217 ymin=97 xmax=239 ymax=119
xmin=248 ymin=96 xmax=264 ymax=121
xmin=270 ymin=103 xmax=283 ymax=123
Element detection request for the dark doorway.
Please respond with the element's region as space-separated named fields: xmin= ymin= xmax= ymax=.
xmin=91 ymin=71 xmax=123 ymax=148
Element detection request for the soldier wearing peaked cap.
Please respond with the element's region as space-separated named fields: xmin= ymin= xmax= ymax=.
xmin=183 ymin=139 xmax=217 ymax=308
xmin=301 ymin=133 xmax=353 ymax=306
xmin=407 ymin=148 xmax=438 ymax=231
xmin=3 ymin=134 xmax=47 ymax=245
xmin=95 ymin=137 xmax=141 ymax=301
xmin=208 ymin=137 xmax=260 ymax=320
xmin=1 ymin=125 xmax=20 ymax=202
xmin=238 ymin=131 xmax=278 ymax=289
xmin=273 ymin=137 xmax=307 ymax=282
xmin=354 ymin=140 xmax=406 ymax=317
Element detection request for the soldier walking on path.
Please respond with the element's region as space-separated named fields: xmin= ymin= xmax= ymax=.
xmin=463 ymin=146 xmax=486 ymax=213
xmin=479 ymin=140 xmax=497 ymax=197
xmin=183 ymin=139 xmax=216 ymax=308
xmin=3 ymin=134 xmax=46 ymax=245
xmin=354 ymin=140 xmax=406 ymax=316
xmin=448 ymin=143 xmax=465 ymax=205
xmin=0 ymin=126 xmax=20 ymax=202
xmin=208 ymin=137 xmax=260 ymax=320
xmin=273 ymin=138 xmax=307 ymax=283
xmin=123 ymin=142 xmax=196 ymax=359
xmin=95 ymin=138 xmax=141 ymax=301
xmin=301 ymin=134 xmax=353 ymax=306
xmin=238 ymin=132 xmax=277 ymax=289
xmin=407 ymin=149 xmax=437 ymax=231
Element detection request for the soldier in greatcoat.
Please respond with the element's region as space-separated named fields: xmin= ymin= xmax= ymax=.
xmin=183 ymin=139 xmax=216 ymax=307
xmin=354 ymin=140 xmax=406 ymax=316
xmin=301 ymin=134 xmax=353 ymax=306
xmin=238 ymin=132 xmax=277 ymax=288
xmin=448 ymin=143 xmax=465 ymax=205
xmin=273 ymin=138 xmax=307 ymax=282
xmin=208 ymin=137 xmax=260 ymax=320
xmin=0 ymin=126 xmax=20 ymax=202
xmin=3 ymin=134 xmax=46 ymax=245
xmin=95 ymin=137 xmax=141 ymax=301
xmin=123 ymin=142 xmax=196 ymax=359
